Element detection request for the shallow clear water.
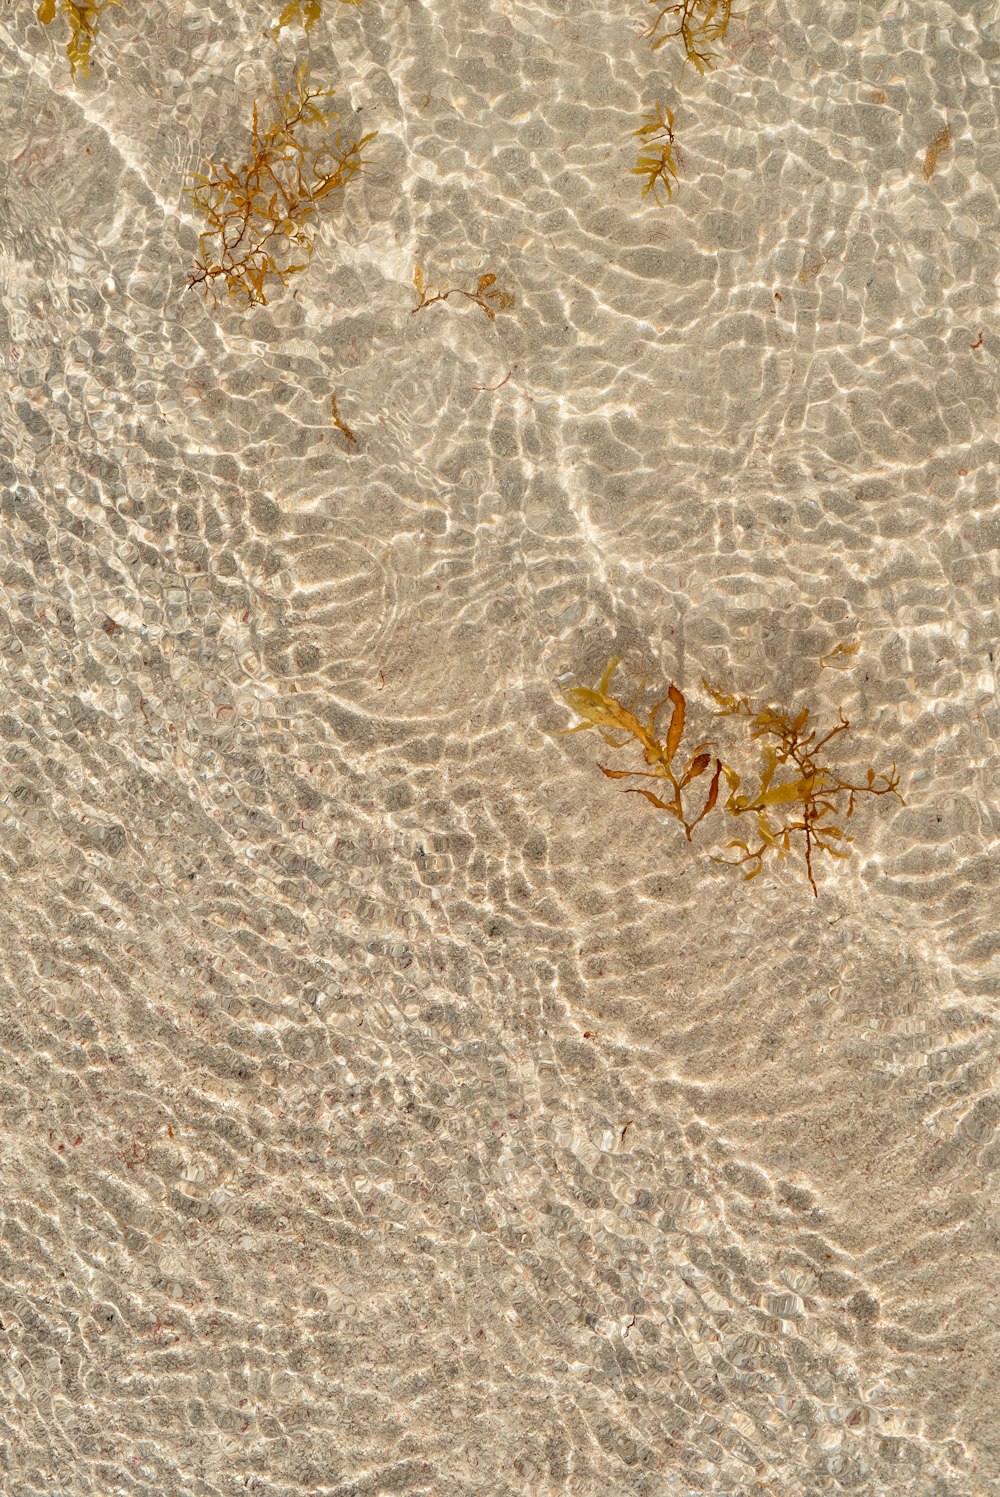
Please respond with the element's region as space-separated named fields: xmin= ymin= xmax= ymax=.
xmin=1 ymin=0 xmax=999 ymax=1492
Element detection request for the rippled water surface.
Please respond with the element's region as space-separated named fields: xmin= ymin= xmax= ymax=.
xmin=2 ymin=0 xmax=999 ymax=1492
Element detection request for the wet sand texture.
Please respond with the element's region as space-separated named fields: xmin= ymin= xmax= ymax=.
xmin=1 ymin=0 xmax=999 ymax=1492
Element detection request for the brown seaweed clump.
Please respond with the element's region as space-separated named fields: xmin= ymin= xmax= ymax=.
xmin=187 ymin=64 xmax=376 ymax=308
xmin=411 ymin=266 xmax=515 ymax=322
xmin=633 ymin=103 xmax=680 ymax=202
xmin=37 ymin=0 xmax=118 ymax=77
xmin=561 ymin=659 xmax=903 ymax=897
xmin=645 ymin=0 xmax=738 ymax=71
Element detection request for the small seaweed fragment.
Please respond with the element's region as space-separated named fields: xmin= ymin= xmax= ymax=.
xmin=330 ymin=394 xmax=356 ymax=443
xmin=273 ymin=0 xmax=362 ymax=39
xmin=37 ymin=0 xmax=119 ymax=77
xmin=819 ymin=639 xmax=860 ymax=671
xmin=705 ymin=683 xmax=904 ymax=896
xmin=560 ymin=657 xmax=724 ymax=840
xmin=187 ymin=63 xmax=376 ymax=309
xmin=922 ymin=122 xmax=952 ymax=182
xmin=798 ymin=246 xmax=834 ymax=284
xmin=644 ymin=0 xmax=738 ymax=71
xmin=633 ymin=103 xmax=679 ymax=202
xmin=411 ymin=265 xmax=515 ymax=322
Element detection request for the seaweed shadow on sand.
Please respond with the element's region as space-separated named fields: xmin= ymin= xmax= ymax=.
xmin=561 ymin=657 xmax=903 ymax=896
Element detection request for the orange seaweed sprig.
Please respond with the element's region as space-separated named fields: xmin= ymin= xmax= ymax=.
xmin=633 ymin=103 xmax=680 ymax=202
xmin=411 ymin=266 xmax=515 ymax=322
xmin=273 ymin=0 xmax=363 ymax=39
xmin=644 ymin=0 xmax=738 ymax=71
xmin=560 ymin=657 xmax=723 ymax=840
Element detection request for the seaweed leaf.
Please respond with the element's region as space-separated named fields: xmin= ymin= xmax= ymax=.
xmin=626 ymin=788 xmax=674 ymax=811
xmin=664 ymin=683 xmax=686 ymax=766
xmin=330 ymin=394 xmax=356 ymax=443
xmin=922 ymin=122 xmax=952 ymax=182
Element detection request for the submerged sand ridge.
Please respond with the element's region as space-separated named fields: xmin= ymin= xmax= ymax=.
xmin=0 ymin=0 xmax=998 ymax=1491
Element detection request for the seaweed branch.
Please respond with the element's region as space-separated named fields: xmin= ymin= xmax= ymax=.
xmin=411 ymin=266 xmax=515 ymax=322
xmin=273 ymin=0 xmax=363 ymax=39
xmin=633 ymin=102 xmax=680 ymax=202
xmin=644 ymin=0 xmax=738 ymax=71
xmin=560 ymin=657 xmax=724 ymax=841
xmin=187 ymin=63 xmax=376 ymax=308
xmin=705 ymin=683 xmax=904 ymax=896
xmin=37 ymin=0 xmax=119 ymax=77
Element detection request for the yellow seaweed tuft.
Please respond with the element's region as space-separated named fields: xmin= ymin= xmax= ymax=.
xmin=560 ymin=657 xmax=724 ymax=842
xmin=273 ymin=0 xmax=363 ymax=40
xmin=704 ymin=681 xmax=904 ymax=896
xmin=38 ymin=0 xmax=120 ymax=78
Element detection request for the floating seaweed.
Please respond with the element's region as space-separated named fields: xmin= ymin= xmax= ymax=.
xmin=561 ymin=658 xmax=903 ymax=896
xmin=330 ymin=393 xmax=356 ymax=443
xmin=633 ymin=103 xmax=680 ymax=202
xmin=922 ymin=122 xmax=951 ymax=182
xmin=705 ymin=682 xmax=903 ymax=896
xmin=187 ymin=63 xmax=376 ymax=308
xmin=273 ymin=0 xmax=362 ymax=39
xmin=411 ymin=266 xmax=515 ymax=322
xmin=37 ymin=0 xmax=119 ymax=77
xmin=560 ymin=657 xmax=724 ymax=841
xmin=644 ymin=0 xmax=737 ymax=71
